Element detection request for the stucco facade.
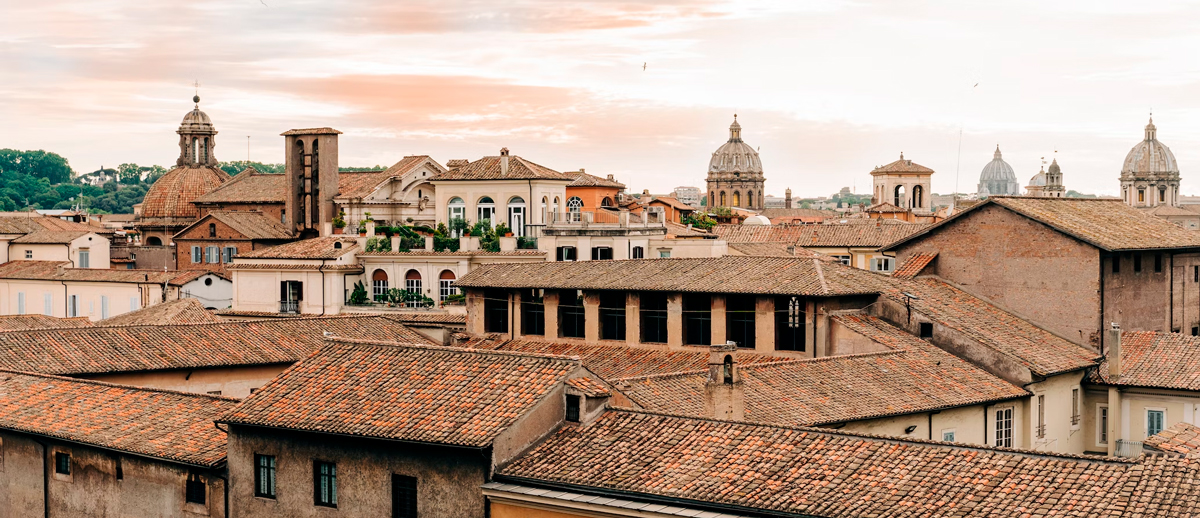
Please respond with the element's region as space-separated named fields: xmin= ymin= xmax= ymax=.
xmin=0 ymin=278 xmax=166 ymax=320
xmin=6 ymin=233 xmax=110 ymax=269
xmin=432 ymin=179 xmax=568 ymax=238
xmin=83 ymin=364 xmax=289 ymax=398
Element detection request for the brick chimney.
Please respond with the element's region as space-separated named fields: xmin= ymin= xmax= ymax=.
xmin=500 ymin=147 xmax=510 ymax=176
xmin=1106 ymin=322 xmax=1122 ymax=456
xmin=1107 ymin=323 xmax=1122 ymax=380
xmin=704 ymin=342 xmax=744 ymax=421
xmin=785 ymin=188 xmax=793 ymax=209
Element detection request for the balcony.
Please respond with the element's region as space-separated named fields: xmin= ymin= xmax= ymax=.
xmin=1115 ymin=439 xmax=1143 ymax=458
xmin=279 ymin=300 xmax=300 ymax=314
xmin=545 ymin=209 xmax=665 ymax=229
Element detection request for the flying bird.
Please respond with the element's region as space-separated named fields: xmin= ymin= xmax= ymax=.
xmin=973 ymin=83 xmax=979 ymax=88
xmin=643 ymin=62 xmax=647 ymax=71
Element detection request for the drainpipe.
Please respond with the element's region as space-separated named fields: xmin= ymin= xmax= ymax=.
xmin=60 ymin=280 xmax=68 ymax=317
xmin=318 ymin=259 xmax=327 ymax=316
xmin=1099 ymin=255 xmax=1106 ymax=354
xmin=63 ymin=244 xmax=73 ymax=268
xmin=928 ymin=410 xmax=940 ymax=440
xmin=33 ymin=438 xmax=49 ymax=518
xmin=213 ymin=423 xmax=230 ymax=518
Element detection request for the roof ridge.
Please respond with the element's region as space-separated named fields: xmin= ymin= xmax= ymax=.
xmin=614 ymin=350 xmax=904 ymax=382
xmin=0 ymin=368 xmax=241 ymax=402
xmin=327 ymin=336 xmax=584 ymax=363
xmin=16 ymin=313 xmax=396 ymax=333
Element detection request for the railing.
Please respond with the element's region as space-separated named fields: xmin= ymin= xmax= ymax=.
xmin=1115 ymin=439 xmax=1143 ymax=458
xmin=546 ymin=209 xmax=665 ymax=227
xmin=279 ymin=301 xmax=300 ymax=314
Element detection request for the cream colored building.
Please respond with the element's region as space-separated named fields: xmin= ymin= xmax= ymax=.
xmin=538 ymin=210 xmax=726 ymax=261
xmin=871 ymin=153 xmax=934 ymax=214
xmin=334 ymin=155 xmax=447 ymax=228
xmin=0 ymin=261 xmax=209 ymax=320
xmin=431 ymin=148 xmax=572 ymax=237
xmin=7 ymin=231 xmax=110 ymax=268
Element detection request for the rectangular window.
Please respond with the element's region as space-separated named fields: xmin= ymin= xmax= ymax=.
xmin=1113 ymin=256 xmax=1120 ymax=274
xmin=1147 ymin=409 xmax=1165 ymax=437
xmin=591 ymin=247 xmax=613 ymax=260
xmin=1138 ymin=189 xmax=1145 ymax=203
xmin=994 ymin=407 xmax=1013 ymax=448
xmin=1071 ymin=388 xmax=1080 ymax=427
xmin=67 ymin=295 xmax=78 ymax=318
xmin=207 ymin=246 xmax=220 ymax=264
xmin=223 ymin=246 xmax=236 ymax=263
xmin=23 ymin=249 xmax=31 ymax=259
xmin=314 ymin=460 xmax=337 ymax=508
xmin=483 ymin=289 xmax=508 ymax=333
xmin=439 ymin=280 xmax=456 ymax=302
xmin=599 ymin=292 xmax=626 ymax=341
xmin=255 ymin=454 xmax=276 ymax=499
xmin=405 ymin=278 xmax=422 ymax=294
xmin=558 ymin=290 xmax=585 ymax=339
xmin=774 ymin=296 xmax=805 ymax=352
xmin=1098 ymin=405 xmax=1109 ymax=445
xmin=392 ymin=474 xmax=417 ymax=518
xmin=78 ymin=249 xmax=89 ymax=268
xmin=1134 ymin=253 xmax=1142 ymax=272
xmin=44 ymin=293 xmax=53 ymax=316
xmin=640 ymin=293 xmax=669 ymax=343
xmin=186 ymin=472 xmax=206 ymax=505
xmin=831 ymin=255 xmax=851 ymax=266
xmin=192 ymin=246 xmax=202 ymax=264
xmin=115 ymin=456 xmax=122 ymax=480
xmin=1195 ymin=265 xmax=1199 ymax=283
xmin=1036 ymin=394 xmax=1046 ymax=438
xmin=659 ymin=250 xmax=671 ymax=258
xmin=130 ymin=297 xmax=138 ymax=312
xmin=16 ymin=293 xmax=24 ymax=315
xmin=555 ymin=246 xmax=577 ymax=262
xmin=280 ymin=280 xmax=303 ymax=313
xmin=1155 ymin=253 xmax=1163 ymax=273
xmin=919 ymin=322 xmax=933 ymax=339
xmin=55 ymin=452 xmax=70 ymax=475
xmin=941 ymin=429 xmax=956 ymax=442
xmin=565 ymin=394 xmax=581 ymax=422
xmin=870 ymin=257 xmax=894 ymax=273
xmin=373 ymin=278 xmax=389 ymax=301
xmin=631 ymin=246 xmax=644 ymax=259
xmin=521 ymin=289 xmax=545 ymax=336
xmin=726 ymin=295 xmax=756 ymax=349
xmin=682 ymin=294 xmax=711 ymax=346
xmin=101 ymin=296 xmax=108 ymax=319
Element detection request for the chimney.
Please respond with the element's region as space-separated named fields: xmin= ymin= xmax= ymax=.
xmin=1107 ymin=323 xmax=1122 ymax=380
xmin=56 ymin=263 xmax=66 ymax=276
xmin=282 ymin=127 xmax=342 ymax=238
xmin=704 ymin=342 xmax=744 ymax=421
xmin=785 ymin=188 xmax=793 ymax=209
xmin=607 ymin=174 xmax=614 ymax=181
xmin=500 ymin=147 xmax=510 ymax=176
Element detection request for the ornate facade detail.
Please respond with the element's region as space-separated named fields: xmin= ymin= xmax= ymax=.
xmin=978 ymin=145 xmax=1020 ymax=198
xmin=1121 ymin=117 xmax=1180 ymax=207
xmin=706 ymin=116 xmax=765 ymax=209
xmin=177 ymin=95 xmax=219 ymax=167
xmin=871 ymin=153 xmax=934 ymax=213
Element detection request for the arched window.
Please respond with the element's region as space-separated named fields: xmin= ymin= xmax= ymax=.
xmin=540 ymin=196 xmax=548 ymax=224
xmin=911 ymin=185 xmax=924 ymax=209
xmin=372 ymin=269 xmax=389 ymax=301
xmin=553 ymin=196 xmax=560 ymax=218
xmin=447 ymin=197 xmax=465 ymax=236
xmin=732 ymin=191 xmax=741 ymax=207
xmin=723 ymin=355 xmax=734 ymax=384
xmin=710 ymin=192 xmax=716 ymax=207
xmin=202 ymin=137 xmax=209 ymax=163
xmin=566 ymin=197 xmax=584 ymax=222
xmin=192 ymin=138 xmax=199 ymax=164
xmin=720 ymin=191 xmax=726 ymax=206
xmin=746 ymin=190 xmax=753 ymax=209
xmin=208 ymin=223 xmax=216 ymax=237
xmin=310 ymin=140 xmax=320 ymax=227
xmin=147 ymin=236 xmax=162 ymax=246
xmin=477 ymin=197 xmax=496 ymax=227
xmin=508 ymin=196 xmax=526 ymax=237
xmin=894 ymin=185 xmax=906 ymax=207
xmin=405 ymin=269 xmax=422 ymax=295
xmin=439 ymin=270 xmax=457 ymax=301
xmin=601 ymin=197 xmax=614 ymax=208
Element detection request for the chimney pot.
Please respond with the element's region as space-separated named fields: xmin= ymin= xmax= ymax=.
xmin=1107 ymin=324 xmax=1123 ymax=380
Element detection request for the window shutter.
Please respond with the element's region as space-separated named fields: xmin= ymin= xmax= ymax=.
xmin=222 ymin=247 xmax=232 ymax=263
xmin=192 ymin=246 xmax=201 ymax=263
xmin=280 ymin=282 xmax=287 ymax=302
xmin=556 ymin=247 xmax=564 ymax=261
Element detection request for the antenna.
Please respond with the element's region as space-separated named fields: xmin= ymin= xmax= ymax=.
xmin=193 ymin=80 xmax=201 ymax=95
xmin=247 ymin=136 xmax=251 ymax=162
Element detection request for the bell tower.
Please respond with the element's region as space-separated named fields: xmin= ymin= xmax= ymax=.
xmin=177 ymin=95 xmax=218 ymax=167
xmin=283 ymin=128 xmax=342 ymax=238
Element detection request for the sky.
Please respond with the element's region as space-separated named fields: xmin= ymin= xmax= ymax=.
xmin=2 ymin=0 xmax=1199 ymax=198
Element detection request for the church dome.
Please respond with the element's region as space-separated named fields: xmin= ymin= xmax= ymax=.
xmin=140 ymin=166 xmax=229 ymax=220
xmin=709 ymin=116 xmax=762 ymax=174
xmin=1028 ymin=170 xmax=1046 ymax=187
xmin=977 ymin=145 xmax=1020 ymax=196
xmin=180 ymin=95 xmax=214 ymax=128
xmin=743 ymin=214 xmax=771 ymax=225
xmin=1122 ymin=117 xmax=1178 ymax=176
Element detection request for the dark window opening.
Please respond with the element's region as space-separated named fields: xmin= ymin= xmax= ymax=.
xmin=1194 ymin=265 xmax=1198 ymax=283
xmin=520 ymin=289 xmax=545 ymax=336
xmin=55 ymin=452 xmax=70 ymax=475
xmin=919 ymin=322 xmax=933 ymax=339
xmin=1112 ymin=256 xmax=1120 ymax=274
xmin=115 ymin=456 xmax=123 ymax=480
xmin=640 ymin=293 xmax=668 ymax=343
xmin=591 ymin=247 xmax=613 ymax=260
xmin=723 ymin=355 xmax=734 ymax=384
xmin=559 ymin=290 xmax=585 ymax=338
xmin=565 ymin=394 xmax=581 ymax=422
xmin=255 ymin=454 xmax=277 ymax=499
xmin=1155 ymin=253 xmax=1163 ymax=273
xmin=1192 ymin=326 xmax=1198 ymax=337
xmin=599 ymin=292 xmax=626 ymax=341
xmin=555 ymin=246 xmax=577 ymax=262
xmin=774 ymin=296 xmax=805 ymax=352
xmin=726 ymin=295 xmax=756 ymax=349
xmin=1134 ymin=253 xmax=1142 ymax=272
xmin=392 ymin=474 xmax=418 ymax=518
xmin=632 ymin=246 xmax=644 ymax=259
xmin=280 ymin=280 xmax=302 ymax=314
xmin=186 ymin=473 xmax=206 ymax=505
xmin=208 ymin=223 xmax=216 ymax=237
xmin=483 ymin=289 xmax=509 ymax=333
xmin=313 ymin=460 xmax=337 ymax=508
xmin=682 ymin=294 xmax=711 ymax=346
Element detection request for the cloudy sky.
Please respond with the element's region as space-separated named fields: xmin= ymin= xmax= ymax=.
xmin=2 ymin=0 xmax=1199 ymax=197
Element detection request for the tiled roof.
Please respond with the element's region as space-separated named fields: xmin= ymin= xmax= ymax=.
xmin=336 ymin=155 xmax=436 ymax=200
xmin=219 ymin=339 xmax=585 ymax=447
xmin=884 ymin=197 xmax=1200 ymax=252
xmin=1088 ymin=331 xmax=1200 ymax=390
xmin=865 ymin=202 xmax=909 ymax=213
xmin=0 ymin=314 xmax=93 ymax=331
xmin=237 ymin=237 xmax=359 ymax=259
xmin=0 ymin=261 xmax=200 ymax=286
xmin=455 ymin=256 xmax=887 ymax=297
xmin=758 ymin=208 xmax=837 ymax=219
xmin=0 ymin=315 xmax=430 ymax=376
xmin=280 ymin=127 xmax=342 ymax=135
xmin=871 ymin=155 xmax=935 ymax=174
xmin=192 ymin=170 xmax=285 ymax=204
xmin=0 ymin=214 xmax=96 ymax=234
xmin=649 ymin=196 xmax=693 ymax=211
xmin=565 ymin=376 xmax=611 ymax=397
xmin=433 ymin=154 xmax=575 ymax=182
xmin=893 ymin=252 xmax=937 ymax=278
xmin=886 ymin=278 xmax=1100 ymax=377
xmin=139 ymin=166 xmax=229 ymax=219
xmin=176 ymin=211 xmax=292 ymax=240
xmin=663 ymin=221 xmax=715 ymax=238
xmin=97 ymin=298 xmax=225 ymax=326
xmin=713 ymin=222 xmax=928 ymax=246
xmin=619 ymin=315 xmax=1027 ymax=426
xmin=1146 ymin=422 xmax=1200 ymax=454
xmin=565 ymin=170 xmax=625 ymax=189
xmin=1141 ymin=205 xmax=1199 ymax=217
xmin=224 ymin=262 xmax=364 ymax=271
xmin=0 ymin=370 xmax=235 ymax=467
xmin=380 ymin=312 xmax=467 ymax=325
xmin=726 ymin=242 xmax=830 ymax=259
xmin=459 ymin=337 xmax=785 ymax=380
xmin=358 ymin=250 xmax=545 ymax=257
xmin=498 ymin=409 xmax=1138 ymax=518
xmin=11 ymin=230 xmax=89 ymax=243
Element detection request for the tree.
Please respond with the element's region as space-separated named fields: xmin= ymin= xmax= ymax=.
xmin=0 ymin=149 xmax=74 ymax=183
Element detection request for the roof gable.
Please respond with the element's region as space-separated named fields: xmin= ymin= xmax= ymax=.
xmin=433 ymin=155 xmax=574 ymax=182
xmin=1089 ymin=331 xmax=1200 ymax=390
xmin=174 ymin=211 xmax=292 ymax=241
xmin=192 ymin=170 xmax=285 ymax=205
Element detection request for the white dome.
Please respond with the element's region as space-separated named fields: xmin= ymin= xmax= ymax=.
xmin=709 ymin=117 xmax=762 ymax=174
xmin=1122 ymin=118 xmax=1178 ymax=175
xmin=743 ymin=214 xmax=771 ymax=225
xmin=1028 ymin=171 xmax=1046 ymax=187
xmin=978 ymin=145 xmax=1020 ymax=196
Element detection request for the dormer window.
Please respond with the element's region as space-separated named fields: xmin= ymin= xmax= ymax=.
xmin=334 ymin=242 xmax=342 ymax=249
xmin=565 ymin=394 xmax=581 ymax=423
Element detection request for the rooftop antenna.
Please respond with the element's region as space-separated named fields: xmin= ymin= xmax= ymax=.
xmin=951 ymin=82 xmax=979 ymax=216
xmin=247 ymin=136 xmax=251 ymax=162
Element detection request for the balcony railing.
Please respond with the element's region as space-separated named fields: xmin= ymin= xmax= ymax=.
xmin=279 ymin=300 xmax=300 ymax=314
xmin=546 ymin=209 xmax=665 ymax=227
xmin=1115 ymin=439 xmax=1143 ymax=458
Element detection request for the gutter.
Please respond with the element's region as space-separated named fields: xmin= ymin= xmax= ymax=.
xmin=218 ymin=422 xmax=491 ymax=452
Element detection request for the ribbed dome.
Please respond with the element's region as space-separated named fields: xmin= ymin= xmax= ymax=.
xmin=1122 ymin=117 xmax=1178 ymax=176
xmin=977 ymin=146 xmax=1020 ymax=196
xmin=180 ymin=95 xmax=214 ymax=128
xmin=709 ymin=116 xmax=762 ymax=174
xmin=1028 ymin=170 xmax=1046 ymax=187
xmin=140 ymin=166 xmax=229 ymax=219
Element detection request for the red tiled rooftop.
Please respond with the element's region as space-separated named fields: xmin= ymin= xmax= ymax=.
xmin=192 ymin=168 xmax=285 ymax=204
xmin=893 ymin=252 xmax=937 ymax=278
xmin=1146 ymin=422 xmax=1200 ymax=454
xmin=1088 ymin=331 xmax=1200 ymax=390
xmin=433 ymin=154 xmax=575 ymax=182
xmin=97 ymin=298 xmax=225 ymax=327
xmin=0 ymin=314 xmax=93 ymax=331
xmin=237 ymin=237 xmax=359 ymax=259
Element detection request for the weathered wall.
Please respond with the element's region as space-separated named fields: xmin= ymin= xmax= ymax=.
xmin=83 ymin=364 xmax=290 ymax=398
xmin=827 ymin=317 xmax=891 ymax=356
xmin=1026 ymin=371 xmax=1086 ymax=454
xmin=1102 ymin=252 xmax=1171 ymax=335
xmin=0 ymin=279 xmax=165 ymax=321
xmin=837 ymin=405 xmax=989 ymax=446
xmin=893 ymin=204 xmax=1102 ymax=345
xmin=228 ymin=426 xmax=489 ymax=518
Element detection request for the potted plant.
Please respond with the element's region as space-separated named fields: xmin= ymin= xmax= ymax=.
xmin=332 ymin=211 xmax=347 ymax=234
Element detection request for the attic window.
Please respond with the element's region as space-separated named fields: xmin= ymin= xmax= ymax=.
xmin=919 ymin=322 xmax=933 ymax=339
xmin=565 ymin=394 xmax=581 ymax=422
xmin=334 ymin=242 xmax=342 ymax=249
xmin=723 ymin=355 xmax=734 ymax=384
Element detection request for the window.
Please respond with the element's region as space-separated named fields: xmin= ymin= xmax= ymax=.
xmin=206 ymin=246 xmax=219 ymax=264
xmin=78 ymin=249 xmax=89 ymax=268
xmin=508 ymin=196 xmax=526 ymax=237
xmin=591 ymin=247 xmax=613 ymax=260
xmin=599 ymin=292 xmax=626 ymax=341
xmin=555 ymin=246 xmax=577 ymax=262
xmin=1155 ymin=253 xmax=1163 ymax=273
xmin=130 ymin=297 xmax=139 ymax=312
xmin=632 ymin=246 xmax=644 ymax=259
xmin=280 ymin=280 xmax=303 ymax=313
xmin=726 ymin=295 xmax=756 ymax=349
xmin=255 ymin=454 xmax=276 ymax=499
xmin=559 ymin=290 xmax=585 ymax=338
xmin=314 ymin=460 xmax=337 ymax=507
xmin=1134 ymin=253 xmax=1142 ymax=272
xmin=447 ymin=197 xmax=466 ymax=236
xmin=483 ymin=289 xmax=508 ymax=333
xmin=775 ymin=296 xmax=805 ymax=352
xmin=831 ymin=255 xmax=851 ymax=266
xmin=101 ymin=296 xmax=108 ymax=319
xmin=392 ymin=474 xmax=418 ymax=518
xmin=1112 ymin=256 xmax=1120 ymax=274
xmin=55 ymin=452 xmax=70 ymax=475
xmin=16 ymin=293 xmax=24 ymax=315
xmin=1147 ymin=409 xmax=1165 ymax=437
xmin=439 ymin=270 xmax=457 ymax=302
xmin=208 ymin=223 xmax=217 ymax=237
xmin=658 ymin=250 xmax=671 ymax=258
xmin=565 ymin=394 xmax=581 ymax=422
xmin=1071 ymin=388 xmax=1081 ymax=427
xmin=67 ymin=295 xmax=78 ymax=318
xmin=1138 ymin=189 xmax=1145 ymax=203
xmin=223 ymin=246 xmax=236 ymax=263
xmin=115 ymin=456 xmax=122 ymax=480
xmin=1160 ymin=188 xmax=1166 ymax=203
xmin=44 ymin=293 xmax=52 ymax=316
xmin=192 ymin=246 xmax=202 ymax=264
xmin=919 ymin=322 xmax=933 ymax=339
xmin=994 ymin=407 xmax=1013 ymax=447
xmin=682 ymin=294 xmax=711 ymax=346
xmin=941 ymin=429 xmax=956 ymax=442
xmin=1097 ymin=405 xmax=1109 ymax=445
xmin=405 ymin=270 xmax=422 ymax=294
xmin=186 ymin=472 xmax=206 ymax=505
xmin=23 ymin=249 xmax=31 ymax=259
xmin=566 ymin=196 xmax=584 ymax=215
xmin=477 ymin=196 xmax=496 ymax=227
xmin=147 ymin=236 xmax=162 ymax=246
xmin=1036 ymin=394 xmax=1046 ymax=438
xmin=870 ymin=257 xmax=894 ymax=273
xmin=640 ymin=293 xmax=669 ymax=343
xmin=521 ymin=289 xmax=545 ymax=336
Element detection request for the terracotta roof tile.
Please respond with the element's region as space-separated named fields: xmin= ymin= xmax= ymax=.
xmin=335 ymin=155 xmax=440 ymax=200
xmin=11 ymin=230 xmax=89 ymax=244
xmin=0 ymin=370 xmax=235 ymax=467
xmin=175 ymin=211 xmax=292 ymax=240
xmin=1088 ymin=331 xmax=1200 ymax=390
xmin=279 ymin=127 xmax=342 ymax=136
xmin=138 ymin=166 xmax=229 ymax=220
xmin=381 ymin=312 xmax=467 ymax=325
xmin=192 ymin=169 xmax=285 ymax=204
xmin=649 ymin=196 xmax=693 ymax=211
xmin=0 ymin=315 xmax=430 ymax=375
xmin=726 ymin=242 xmax=830 ymax=259
xmin=237 ymin=237 xmax=359 ymax=259
xmin=564 ymin=170 xmax=625 ymax=188
xmin=0 ymin=214 xmax=96 ymax=234
xmin=0 ymin=261 xmax=198 ymax=286
xmin=893 ymin=252 xmax=937 ymax=278
xmin=865 ymin=201 xmax=909 ymax=213
xmin=0 ymin=314 xmax=94 ymax=331
xmin=713 ymin=222 xmax=928 ymax=246
xmin=871 ymin=155 xmax=935 ymax=174
xmin=565 ymin=376 xmax=611 ymax=397
xmin=219 ymin=338 xmax=585 ymax=447
xmin=97 ymin=298 xmax=225 ymax=326
xmin=433 ymin=155 xmax=574 ymax=182
xmin=758 ymin=208 xmax=837 ymax=219
xmin=1146 ymin=422 xmax=1200 ymax=454
xmin=620 ymin=315 xmax=1027 ymax=426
